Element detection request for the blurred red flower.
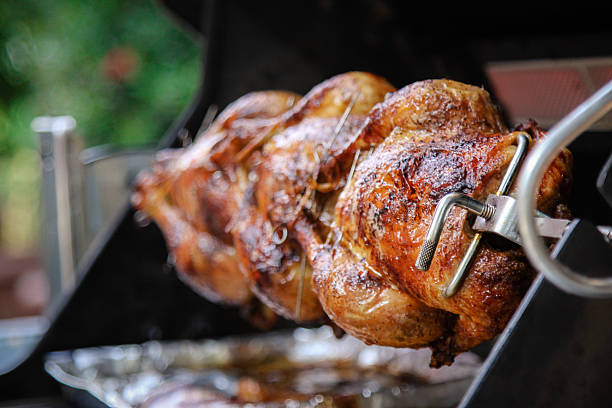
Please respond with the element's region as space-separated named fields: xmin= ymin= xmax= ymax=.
xmin=100 ymin=46 xmax=140 ymax=83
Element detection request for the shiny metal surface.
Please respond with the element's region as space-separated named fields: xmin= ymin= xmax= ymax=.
xmin=415 ymin=133 xmax=531 ymax=297
xmin=443 ymin=235 xmax=482 ymax=298
xmin=473 ymin=195 xmax=572 ymax=245
xmin=473 ymin=195 xmax=522 ymax=245
xmin=44 ymin=327 xmax=481 ymax=408
xmin=517 ymin=79 xmax=612 ymax=298
xmin=414 ymin=193 xmax=494 ymax=271
xmin=32 ymin=116 xmax=83 ymax=303
xmin=443 ymin=132 xmax=531 ymax=297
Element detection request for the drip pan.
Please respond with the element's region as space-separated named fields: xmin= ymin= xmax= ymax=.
xmin=44 ymin=327 xmax=481 ymax=408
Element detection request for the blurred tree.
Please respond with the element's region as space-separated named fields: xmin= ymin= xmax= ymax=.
xmin=0 ymin=0 xmax=201 ymax=255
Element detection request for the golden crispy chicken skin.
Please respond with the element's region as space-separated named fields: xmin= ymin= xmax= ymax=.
xmin=298 ymin=80 xmax=572 ymax=366
xmin=133 ymin=72 xmax=396 ymax=323
xmin=233 ymin=73 xmax=396 ymax=322
xmin=132 ymin=90 xmax=299 ymax=309
xmin=132 ymin=74 xmax=572 ymax=366
xmin=232 ymin=119 xmax=358 ymax=323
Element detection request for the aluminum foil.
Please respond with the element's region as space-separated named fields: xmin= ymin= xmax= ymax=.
xmin=44 ymin=326 xmax=481 ymax=408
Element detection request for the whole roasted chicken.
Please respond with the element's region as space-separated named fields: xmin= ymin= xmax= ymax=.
xmin=132 ymin=72 xmax=572 ymax=366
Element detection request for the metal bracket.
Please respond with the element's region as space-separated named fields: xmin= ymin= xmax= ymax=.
xmin=415 ymin=132 xmax=531 ymax=297
xmin=472 ymin=195 xmax=572 ymax=246
xmin=596 ymin=151 xmax=612 ymax=209
xmin=516 ymin=79 xmax=612 ymax=298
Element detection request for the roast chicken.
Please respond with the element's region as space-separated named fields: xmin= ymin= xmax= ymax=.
xmin=132 ymin=72 xmax=572 ymax=366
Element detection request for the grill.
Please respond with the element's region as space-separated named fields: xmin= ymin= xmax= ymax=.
xmin=1 ymin=2 xmax=612 ymax=407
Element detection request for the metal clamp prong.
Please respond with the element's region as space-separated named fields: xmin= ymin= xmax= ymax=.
xmin=415 ymin=193 xmax=495 ymax=271
xmin=414 ymin=131 xmax=532 ymax=297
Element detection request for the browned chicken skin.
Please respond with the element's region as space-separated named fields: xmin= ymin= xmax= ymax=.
xmin=132 ymin=73 xmax=572 ymax=366
xmin=297 ymin=80 xmax=571 ymax=365
xmin=132 ymin=90 xmax=299 ymax=311
xmin=232 ymin=73 xmax=396 ymax=322
xmin=133 ymin=72 xmax=395 ymax=323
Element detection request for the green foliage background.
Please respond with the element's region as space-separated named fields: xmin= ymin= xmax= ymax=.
xmin=0 ymin=0 xmax=201 ymax=254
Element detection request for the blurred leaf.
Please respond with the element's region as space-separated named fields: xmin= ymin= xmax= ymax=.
xmin=0 ymin=147 xmax=40 ymax=254
xmin=0 ymin=0 xmax=201 ymax=252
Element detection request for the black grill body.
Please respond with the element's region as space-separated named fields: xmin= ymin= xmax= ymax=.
xmin=1 ymin=2 xmax=611 ymax=406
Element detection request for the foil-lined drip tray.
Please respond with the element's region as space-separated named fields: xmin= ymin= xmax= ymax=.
xmin=44 ymin=326 xmax=481 ymax=407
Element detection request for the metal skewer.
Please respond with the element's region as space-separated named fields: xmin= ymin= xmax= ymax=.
xmin=444 ymin=131 xmax=532 ymax=297
xmin=517 ymin=79 xmax=612 ymax=298
xmin=414 ymin=193 xmax=496 ymax=272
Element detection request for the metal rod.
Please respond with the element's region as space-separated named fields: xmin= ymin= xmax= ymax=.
xmin=443 ymin=132 xmax=531 ymax=297
xmin=443 ymin=233 xmax=483 ymax=297
xmin=32 ymin=116 xmax=82 ymax=302
xmin=517 ymin=79 xmax=612 ymax=298
xmin=496 ymin=132 xmax=532 ymax=195
xmin=415 ymin=193 xmax=495 ymax=271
